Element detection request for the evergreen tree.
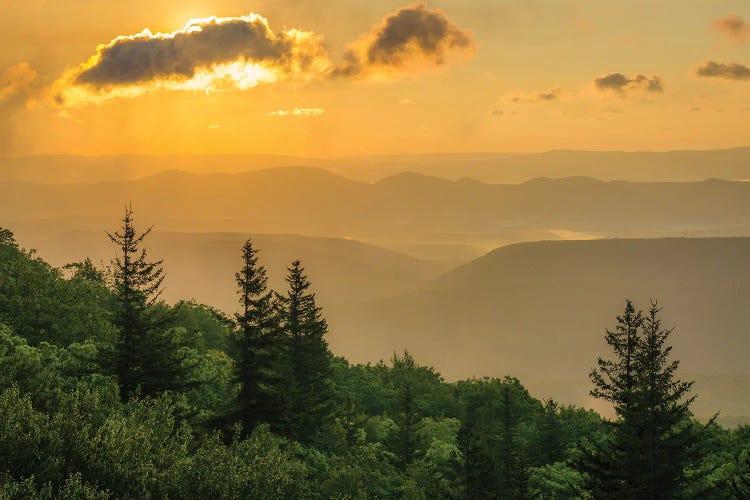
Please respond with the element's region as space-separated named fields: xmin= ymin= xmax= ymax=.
xmin=628 ymin=302 xmax=697 ymax=497
xmin=537 ymin=399 xmax=566 ymax=465
xmin=107 ymin=206 xmax=196 ymax=399
xmin=233 ymin=240 xmax=284 ymax=434
xmin=590 ymin=299 xmax=643 ymax=417
xmin=386 ymin=380 xmax=425 ymax=471
xmin=497 ymin=384 xmax=530 ymax=499
xmin=576 ymin=300 xmax=700 ymax=499
xmin=459 ymin=391 xmax=500 ymax=499
xmin=275 ymin=260 xmax=334 ymax=445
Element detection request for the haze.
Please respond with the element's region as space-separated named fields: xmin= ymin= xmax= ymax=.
xmin=3 ymin=1 xmax=750 ymax=424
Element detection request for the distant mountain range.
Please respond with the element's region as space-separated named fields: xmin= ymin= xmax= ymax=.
xmin=3 ymin=147 xmax=750 ymax=183
xmin=3 ymin=167 xmax=750 ymax=264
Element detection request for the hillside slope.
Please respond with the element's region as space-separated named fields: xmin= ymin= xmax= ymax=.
xmin=329 ymin=238 xmax=750 ymax=418
xmin=26 ymin=231 xmax=443 ymax=313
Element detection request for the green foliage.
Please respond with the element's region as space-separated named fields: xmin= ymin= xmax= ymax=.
xmin=386 ymin=380 xmax=427 ymax=471
xmin=171 ymin=300 xmax=234 ymax=355
xmin=0 ymin=225 xmax=744 ymax=498
xmin=528 ymin=462 xmax=590 ymax=499
xmin=0 ymin=228 xmax=115 ymax=346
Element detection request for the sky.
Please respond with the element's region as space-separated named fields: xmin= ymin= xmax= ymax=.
xmin=2 ymin=0 xmax=750 ymax=157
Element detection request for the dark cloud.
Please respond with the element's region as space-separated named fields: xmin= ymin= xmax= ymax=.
xmin=61 ymin=13 xmax=329 ymax=99
xmin=713 ymin=15 xmax=749 ymax=44
xmin=334 ymin=3 xmax=474 ymax=78
xmin=593 ymin=72 xmax=663 ymax=94
xmin=694 ymin=61 xmax=750 ymax=81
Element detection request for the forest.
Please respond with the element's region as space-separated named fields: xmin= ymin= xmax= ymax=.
xmin=0 ymin=209 xmax=748 ymax=499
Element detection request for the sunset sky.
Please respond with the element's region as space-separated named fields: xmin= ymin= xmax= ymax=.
xmin=2 ymin=0 xmax=750 ymax=157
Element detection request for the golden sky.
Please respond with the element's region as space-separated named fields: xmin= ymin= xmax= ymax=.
xmin=2 ymin=0 xmax=750 ymax=157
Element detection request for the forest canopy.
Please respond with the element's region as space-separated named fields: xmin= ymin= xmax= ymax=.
xmin=0 ymin=214 xmax=748 ymax=499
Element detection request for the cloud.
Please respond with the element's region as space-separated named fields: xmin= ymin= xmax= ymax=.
xmin=53 ymin=13 xmax=330 ymax=106
xmin=0 ymin=62 xmax=41 ymax=155
xmin=267 ymin=107 xmax=325 ymax=117
xmin=713 ymin=15 xmax=749 ymax=44
xmin=593 ymin=73 xmax=663 ymax=94
xmin=501 ymin=87 xmax=563 ymax=104
xmin=694 ymin=61 xmax=750 ymax=81
xmin=0 ymin=62 xmax=38 ymax=103
xmin=333 ymin=3 xmax=475 ymax=79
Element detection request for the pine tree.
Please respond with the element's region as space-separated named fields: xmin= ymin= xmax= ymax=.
xmin=107 ymin=206 xmax=196 ymax=399
xmin=233 ymin=240 xmax=284 ymax=434
xmin=275 ymin=260 xmax=333 ymax=445
xmin=537 ymin=399 xmax=566 ymax=465
xmin=628 ymin=302 xmax=696 ymax=498
xmin=590 ymin=299 xmax=643 ymax=417
xmin=575 ymin=300 xmax=701 ymax=499
xmin=386 ymin=380 xmax=425 ymax=471
xmin=459 ymin=408 xmax=498 ymax=499
xmin=497 ymin=384 xmax=530 ymax=499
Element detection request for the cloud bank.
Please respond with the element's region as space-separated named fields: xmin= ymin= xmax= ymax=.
xmin=694 ymin=61 xmax=750 ymax=81
xmin=53 ymin=14 xmax=330 ymax=105
xmin=593 ymin=73 xmax=663 ymax=94
xmin=39 ymin=4 xmax=474 ymax=106
xmin=713 ymin=15 xmax=749 ymax=44
xmin=333 ymin=3 xmax=474 ymax=79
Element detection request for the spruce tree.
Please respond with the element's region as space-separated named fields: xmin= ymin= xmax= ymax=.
xmin=497 ymin=384 xmax=530 ymax=499
xmin=575 ymin=300 xmax=701 ymax=499
xmin=386 ymin=380 xmax=425 ymax=471
xmin=107 ymin=206 xmax=195 ymax=399
xmin=275 ymin=260 xmax=334 ymax=445
xmin=628 ymin=302 xmax=696 ymax=498
xmin=459 ymin=390 xmax=500 ymax=499
xmin=233 ymin=239 xmax=284 ymax=434
xmin=537 ymin=399 xmax=566 ymax=465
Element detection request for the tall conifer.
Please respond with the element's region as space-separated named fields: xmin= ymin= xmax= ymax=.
xmin=275 ymin=260 xmax=333 ymax=445
xmin=107 ymin=206 xmax=195 ymax=399
xmin=576 ymin=300 xmax=701 ymax=498
xmin=233 ymin=240 xmax=283 ymax=433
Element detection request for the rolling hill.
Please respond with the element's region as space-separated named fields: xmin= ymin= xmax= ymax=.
xmin=23 ymin=231 xmax=443 ymax=314
xmin=328 ymin=238 xmax=750 ymax=420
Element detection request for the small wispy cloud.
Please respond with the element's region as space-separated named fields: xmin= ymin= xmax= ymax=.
xmin=713 ymin=15 xmax=749 ymax=44
xmin=0 ymin=62 xmax=38 ymax=103
xmin=267 ymin=107 xmax=325 ymax=117
xmin=694 ymin=61 xmax=750 ymax=81
xmin=593 ymin=72 xmax=663 ymax=94
xmin=501 ymin=87 xmax=563 ymax=104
